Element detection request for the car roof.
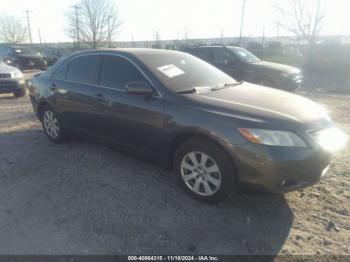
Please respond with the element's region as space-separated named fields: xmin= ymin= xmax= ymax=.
xmin=197 ymin=45 xmax=242 ymax=50
xmin=73 ymin=48 xmax=185 ymax=58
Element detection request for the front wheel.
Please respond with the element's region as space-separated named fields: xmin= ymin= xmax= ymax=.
xmin=174 ymin=138 xmax=237 ymax=203
xmin=13 ymin=88 xmax=26 ymax=98
xmin=41 ymin=106 xmax=67 ymax=143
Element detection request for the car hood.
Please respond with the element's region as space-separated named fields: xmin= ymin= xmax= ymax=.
xmin=251 ymin=61 xmax=300 ymax=74
xmin=188 ymin=82 xmax=330 ymax=129
xmin=17 ymin=54 xmax=43 ymax=60
xmin=0 ymin=63 xmax=18 ymax=73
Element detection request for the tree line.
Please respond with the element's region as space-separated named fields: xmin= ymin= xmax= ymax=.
xmin=0 ymin=0 xmax=324 ymax=50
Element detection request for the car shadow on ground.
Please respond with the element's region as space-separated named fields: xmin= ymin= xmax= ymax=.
xmin=0 ymin=128 xmax=294 ymax=256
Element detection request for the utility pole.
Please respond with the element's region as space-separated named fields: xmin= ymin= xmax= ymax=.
xmin=262 ymin=27 xmax=265 ymax=59
xmin=108 ymin=15 xmax=112 ymax=48
xmin=25 ymin=9 xmax=32 ymax=46
xmin=38 ymin=29 xmax=42 ymax=47
xmin=71 ymin=5 xmax=80 ymax=47
xmin=220 ymin=28 xmax=224 ymax=45
xmin=239 ymin=0 xmax=246 ymax=47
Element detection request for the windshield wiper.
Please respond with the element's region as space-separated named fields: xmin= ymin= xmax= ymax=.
xmin=175 ymin=88 xmax=195 ymax=94
xmin=176 ymin=81 xmax=243 ymax=94
xmin=212 ymin=81 xmax=243 ymax=91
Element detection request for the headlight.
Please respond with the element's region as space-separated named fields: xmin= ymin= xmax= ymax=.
xmin=281 ymin=69 xmax=301 ymax=78
xmin=309 ymin=127 xmax=347 ymax=152
xmin=12 ymin=70 xmax=23 ymax=78
xmin=238 ymin=128 xmax=307 ymax=147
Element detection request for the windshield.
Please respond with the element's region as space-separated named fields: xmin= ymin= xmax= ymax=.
xmin=13 ymin=47 xmax=36 ymax=55
xmin=137 ymin=52 xmax=237 ymax=93
xmin=228 ymin=47 xmax=260 ymax=63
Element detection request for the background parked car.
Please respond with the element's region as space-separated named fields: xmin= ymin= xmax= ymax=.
xmin=0 ymin=58 xmax=26 ymax=98
xmin=40 ymin=47 xmax=65 ymax=66
xmin=185 ymin=45 xmax=303 ymax=91
xmin=0 ymin=45 xmax=48 ymax=71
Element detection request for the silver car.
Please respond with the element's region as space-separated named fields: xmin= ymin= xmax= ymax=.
xmin=0 ymin=60 xmax=26 ymax=98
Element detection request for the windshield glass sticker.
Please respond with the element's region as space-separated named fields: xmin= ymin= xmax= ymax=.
xmin=157 ymin=64 xmax=185 ymax=78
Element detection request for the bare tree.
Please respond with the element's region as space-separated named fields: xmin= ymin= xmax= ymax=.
xmin=0 ymin=15 xmax=27 ymax=44
xmin=273 ymin=0 xmax=325 ymax=48
xmin=66 ymin=0 xmax=122 ymax=49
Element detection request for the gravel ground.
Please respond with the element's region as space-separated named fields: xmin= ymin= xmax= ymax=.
xmin=0 ymin=76 xmax=349 ymax=255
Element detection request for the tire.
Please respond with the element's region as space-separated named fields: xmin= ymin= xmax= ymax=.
xmin=13 ymin=88 xmax=26 ymax=98
xmin=174 ymin=138 xmax=237 ymax=203
xmin=41 ymin=105 xmax=67 ymax=143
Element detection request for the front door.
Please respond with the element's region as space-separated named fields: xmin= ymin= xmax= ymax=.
xmin=93 ymin=54 xmax=165 ymax=156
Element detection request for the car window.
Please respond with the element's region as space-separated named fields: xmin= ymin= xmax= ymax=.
xmin=137 ymin=52 xmax=236 ymax=92
xmin=66 ymin=55 xmax=98 ymax=84
xmin=197 ymin=48 xmax=213 ymax=62
xmin=99 ymin=55 xmax=145 ymax=90
xmin=214 ymin=48 xmax=237 ymax=65
xmin=52 ymin=64 xmax=68 ymax=80
xmin=0 ymin=47 xmax=12 ymax=57
xmin=13 ymin=47 xmax=36 ymax=55
xmin=227 ymin=47 xmax=260 ymax=63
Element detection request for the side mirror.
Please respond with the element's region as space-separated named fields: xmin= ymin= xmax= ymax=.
xmin=126 ymin=81 xmax=153 ymax=95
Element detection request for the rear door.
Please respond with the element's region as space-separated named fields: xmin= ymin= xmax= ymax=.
xmin=94 ymin=54 xmax=164 ymax=155
xmin=50 ymin=54 xmax=101 ymax=133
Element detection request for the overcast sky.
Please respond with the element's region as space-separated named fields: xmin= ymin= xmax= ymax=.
xmin=0 ymin=0 xmax=349 ymax=43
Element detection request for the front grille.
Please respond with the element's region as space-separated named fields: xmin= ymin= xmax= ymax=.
xmin=0 ymin=73 xmax=11 ymax=79
xmin=0 ymin=81 xmax=17 ymax=89
xmin=293 ymin=74 xmax=303 ymax=83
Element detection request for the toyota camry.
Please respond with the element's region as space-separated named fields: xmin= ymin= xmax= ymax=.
xmin=28 ymin=49 xmax=347 ymax=203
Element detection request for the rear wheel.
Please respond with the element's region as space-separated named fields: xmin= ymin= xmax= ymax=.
xmin=174 ymin=138 xmax=237 ymax=203
xmin=41 ymin=106 xmax=67 ymax=143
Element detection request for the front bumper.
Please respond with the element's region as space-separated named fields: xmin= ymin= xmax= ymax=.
xmin=229 ymin=143 xmax=331 ymax=193
xmin=0 ymin=78 xmax=26 ymax=94
xmin=278 ymin=76 xmax=303 ymax=91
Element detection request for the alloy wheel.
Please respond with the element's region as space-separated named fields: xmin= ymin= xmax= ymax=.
xmin=180 ymin=151 xmax=222 ymax=196
xmin=43 ymin=110 xmax=60 ymax=139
